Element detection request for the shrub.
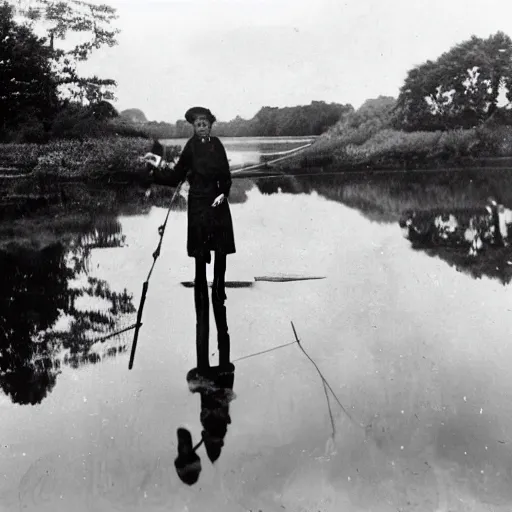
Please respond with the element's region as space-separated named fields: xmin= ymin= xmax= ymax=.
xmin=298 ymin=124 xmax=512 ymax=170
xmin=28 ymin=137 xmax=151 ymax=179
xmin=436 ymin=129 xmax=479 ymax=158
xmin=474 ymin=125 xmax=512 ymax=156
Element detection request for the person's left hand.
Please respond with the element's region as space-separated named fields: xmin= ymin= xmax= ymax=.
xmin=212 ymin=194 xmax=225 ymax=207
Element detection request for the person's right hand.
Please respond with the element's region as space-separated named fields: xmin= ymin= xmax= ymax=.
xmin=141 ymin=152 xmax=162 ymax=168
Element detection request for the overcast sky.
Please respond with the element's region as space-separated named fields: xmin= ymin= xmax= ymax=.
xmin=77 ymin=0 xmax=512 ymax=123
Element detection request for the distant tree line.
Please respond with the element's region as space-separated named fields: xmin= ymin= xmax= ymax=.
xmin=119 ymin=101 xmax=354 ymax=139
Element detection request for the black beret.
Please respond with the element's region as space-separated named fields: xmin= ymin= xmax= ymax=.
xmin=185 ymin=106 xmax=216 ymax=124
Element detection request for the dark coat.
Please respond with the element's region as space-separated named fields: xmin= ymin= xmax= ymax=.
xmin=152 ymin=135 xmax=236 ymax=261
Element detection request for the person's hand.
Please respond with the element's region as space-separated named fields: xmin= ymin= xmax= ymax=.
xmin=141 ymin=152 xmax=162 ymax=169
xmin=212 ymin=194 xmax=225 ymax=207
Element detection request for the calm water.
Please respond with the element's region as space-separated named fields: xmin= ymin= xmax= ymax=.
xmin=3 ymin=163 xmax=512 ymax=511
xmin=161 ymin=136 xmax=316 ymax=168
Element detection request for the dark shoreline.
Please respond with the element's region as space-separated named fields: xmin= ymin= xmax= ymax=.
xmin=3 ymin=157 xmax=512 ymax=186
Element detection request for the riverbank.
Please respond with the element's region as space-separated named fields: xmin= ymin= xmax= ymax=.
xmin=0 ymin=137 xmax=161 ymax=182
xmin=273 ymin=124 xmax=512 ymax=174
xmin=3 ymin=125 xmax=512 ymax=187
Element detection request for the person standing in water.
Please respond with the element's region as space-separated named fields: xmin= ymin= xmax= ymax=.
xmin=143 ymin=107 xmax=236 ymax=374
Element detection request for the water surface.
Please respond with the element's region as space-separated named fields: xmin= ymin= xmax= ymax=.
xmin=2 ymin=169 xmax=512 ymax=511
xmin=161 ymin=135 xmax=316 ymax=168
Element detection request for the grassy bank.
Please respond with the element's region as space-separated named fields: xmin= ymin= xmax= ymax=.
xmin=275 ymin=124 xmax=512 ymax=173
xmin=0 ymin=136 xmax=178 ymax=183
xmin=4 ymin=123 xmax=512 ymax=187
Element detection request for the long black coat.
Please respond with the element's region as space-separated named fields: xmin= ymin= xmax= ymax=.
xmin=152 ymin=135 xmax=236 ymax=261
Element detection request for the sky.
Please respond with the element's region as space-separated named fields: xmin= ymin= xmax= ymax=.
xmin=71 ymin=0 xmax=512 ymax=123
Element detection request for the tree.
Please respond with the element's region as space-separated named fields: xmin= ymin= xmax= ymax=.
xmin=322 ymin=96 xmax=394 ymax=146
xmin=253 ymin=106 xmax=279 ymax=135
xmin=120 ymin=108 xmax=148 ymax=123
xmin=348 ymin=96 xmax=397 ymax=128
xmin=8 ymin=0 xmax=119 ymax=105
xmin=395 ymin=32 xmax=512 ymax=131
xmin=89 ymin=99 xmax=118 ymax=120
xmin=0 ymin=2 xmax=58 ymax=140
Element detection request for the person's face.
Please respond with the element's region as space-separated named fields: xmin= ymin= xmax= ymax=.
xmin=193 ymin=116 xmax=211 ymax=138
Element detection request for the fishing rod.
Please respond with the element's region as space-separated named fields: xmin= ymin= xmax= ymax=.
xmin=128 ymin=180 xmax=184 ymax=370
xmin=128 ymin=141 xmax=185 ymax=370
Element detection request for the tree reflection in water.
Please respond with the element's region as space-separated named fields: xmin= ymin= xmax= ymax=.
xmin=0 ymin=217 xmax=136 ymax=406
xmin=400 ymin=200 xmax=512 ymax=284
xmin=255 ymin=171 xmax=512 ymax=283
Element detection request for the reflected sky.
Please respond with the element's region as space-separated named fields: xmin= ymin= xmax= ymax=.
xmin=2 ymin=170 xmax=512 ymax=510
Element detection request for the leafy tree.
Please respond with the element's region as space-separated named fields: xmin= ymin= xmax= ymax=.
xmin=120 ymin=108 xmax=148 ymax=123
xmin=348 ymin=96 xmax=397 ymax=128
xmin=7 ymin=0 xmax=119 ymax=105
xmin=253 ymin=102 xmax=352 ymax=136
xmin=89 ymin=99 xmax=118 ymax=120
xmin=253 ymin=106 xmax=279 ymax=135
xmin=49 ymin=100 xmax=119 ymax=138
xmin=322 ymin=96 xmax=394 ymax=147
xmin=0 ymin=2 xmax=58 ymax=140
xmin=395 ymin=32 xmax=512 ymax=131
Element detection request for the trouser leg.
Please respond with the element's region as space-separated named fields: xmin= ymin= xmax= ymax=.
xmin=212 ymin=252 xmax=230 ymax=367
xmin=194 ymin=257 xmax=209 ymax=370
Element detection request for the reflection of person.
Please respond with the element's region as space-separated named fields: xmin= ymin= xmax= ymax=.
xmin=193 ymin=365 xmax=235 ymax=463
xmin=143 ymin=107 xmax=235 ymax=373
xmin=174 ymin=364 xmax=236 ymax=486
xmin=174 ymin=427 xmax=202 ymax=485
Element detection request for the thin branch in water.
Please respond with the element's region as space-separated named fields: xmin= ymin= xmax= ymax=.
xmin=322 ymin=376 xmax=336 ymax=439
xmin=89 ymin=322 xmax=139 ymax=345
xmin=291 ymin=321 xmax=365 ymax=430
xmin=232 ymin=341 xmax=297 ymax=363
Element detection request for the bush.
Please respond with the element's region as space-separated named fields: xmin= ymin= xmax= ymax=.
xmin=339 ymin=129 xmax=440 ymax=166
xmin=0 ymin=137 xmax=183 ymax=182
xmin=291 ymin=123 xmax=512 ymax=171
xmin=474 ymin=125 xmax=512 ymax=156
xmin=29 ymin=137 xmax=150 ymax=178
xmin=8 ymin=119 xmax=49 ymax=144
xmin=0 ymin=143 xmax=45 ymax=168
xmin=435 ymin=129 xmax=479 ymax=158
